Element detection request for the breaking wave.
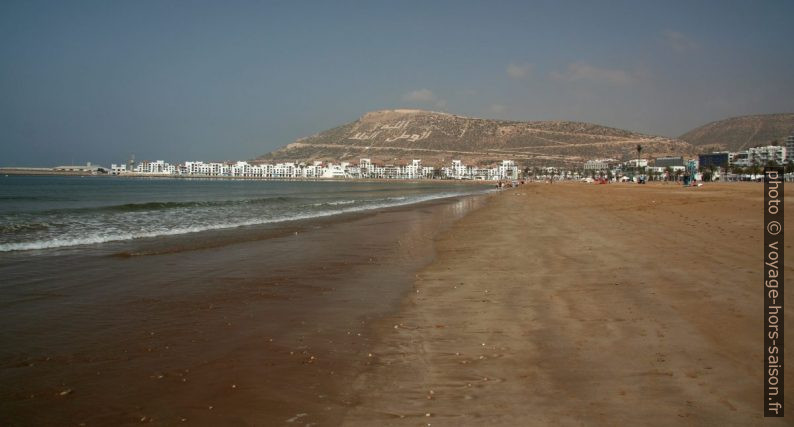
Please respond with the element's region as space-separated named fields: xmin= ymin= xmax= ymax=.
xmin=0 ymin=190 xmax=489 ymax=252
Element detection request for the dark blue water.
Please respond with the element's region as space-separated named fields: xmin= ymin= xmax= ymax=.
xmin=0 ymin=176 xmax=489 ymax=252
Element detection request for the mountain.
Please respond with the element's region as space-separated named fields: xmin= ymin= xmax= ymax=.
xmin=679 ymin=113 xmax=794 ymax=152
xmin=256 ymin=109 xmax=693 ymax=166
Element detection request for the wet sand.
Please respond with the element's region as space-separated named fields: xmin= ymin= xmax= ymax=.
xmin=0 ymin=195 xmax=486 ymax=426
xmin=344 ymin=182 xmax=793 ymax=426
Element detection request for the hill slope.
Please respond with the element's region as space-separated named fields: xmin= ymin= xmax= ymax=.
xmin=257 ymin=109 xmax=693 ymax=166
xmin=679 ymin=113 xmax=794 ymax=152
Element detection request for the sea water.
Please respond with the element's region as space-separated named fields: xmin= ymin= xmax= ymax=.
xmin=0 ymin=175 xmax=490 ymax=424
xmin=0 ymin=175 xmax=489 ymax=252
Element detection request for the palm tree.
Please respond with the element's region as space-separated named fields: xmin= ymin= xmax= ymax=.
xmin=636 ymin=144 xmax=643 ymax=175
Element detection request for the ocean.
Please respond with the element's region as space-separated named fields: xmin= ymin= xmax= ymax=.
xmin=0 ymin=175 xmax=490 ymax=424
xmin=0 ymin=175 xmax=489 ymax=252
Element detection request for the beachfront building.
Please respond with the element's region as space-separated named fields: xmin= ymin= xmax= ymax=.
xmin=698 ymin=152 xmax=730 ymax=170
xmin=185 ymin=161 xmax=205 ymax=175
xmin=647 ymin=156 xmax=685 ymax=173
xmin=358 ymin=158 xmax=410 ymax=179
xmin=447 ymin=160 xmax=467 ymax=179
xmin=786 ymin=134 xmax=794 ymax=163
xmin=441 ymin=159 xmax=519 ymax=180
xmin=623 ymin=158 xmax=648 ymax=169
xmin=133 ymin=160 xmax=176 ymax=175
xmin=370 ymin=163 xmax=386 ymax=179
xmin=422 ymin=166 xmax=435 ymax=178
xmin=229 ymin=161 xmax=253 ymax=177
xmin=110 ymin=163 xmax=128 ymax=175
xmin=300 ymin=161 xmax=323 ymax=178
xmin=441 ymin=161 xmax=468 ymax=180
xmin=383 ymin=164 xmax=400 ymax=179
xmin=730 ymin=151 xmax=750 ymax=168
xmin=321 ymin=163 xmax=348 ymax=179
xmin=748 ymin=145 xmax=786 ymax=166
xmin=403 ymin=160 xmax=423 ymax=179
xmin=497 ymin=160 xmax=519 ymax=180
xmin=359 ymin=158 xmax=372 ymax=178
xmin=583 ymin=159 xmax=615 ymax=172
xmin=345 ymin=163 xmax=361 ymax=178
xmin=273 ymin=162 xmax=297 ymax=178
xmin=110 ymin=156 xmax=528 ymax=180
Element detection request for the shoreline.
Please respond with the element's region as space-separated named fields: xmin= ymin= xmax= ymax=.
xmin=0 ymin=170 xmax=497 ymax=185
xmin=343 ymin=182 xmax=793 ymax=425
xmin=0 ymin=190 xmax=492 ymax=425
xmin=3 ymin=181 xmax=792 ymax=424
xmin=0 ymin=184 xmax=494 ymax=254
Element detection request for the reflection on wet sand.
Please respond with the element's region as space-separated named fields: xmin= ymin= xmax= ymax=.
xmin=0 ymin=195 xmax=488 ymax=425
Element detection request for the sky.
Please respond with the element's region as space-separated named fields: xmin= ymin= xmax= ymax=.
xmin=1 ymin=0 xmax=793 ymax=167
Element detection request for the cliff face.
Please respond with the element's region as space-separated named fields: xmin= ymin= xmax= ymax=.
xmin=257 ymin=109 xmax=693 ymax=166
xmin=679 ymin=113 xmax=794 ymax=152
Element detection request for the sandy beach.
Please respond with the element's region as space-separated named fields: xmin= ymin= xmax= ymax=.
xmin=2 ymin=181 xmax=792 ymax=426
xmin=344 ymin=182 xmax=793 ymax=426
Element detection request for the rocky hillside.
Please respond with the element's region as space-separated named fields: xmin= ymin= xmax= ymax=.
xmin=679 ymin=113 xmax=794 ymax=152
xmin=257 ymin=109 xmax=693 ymax=166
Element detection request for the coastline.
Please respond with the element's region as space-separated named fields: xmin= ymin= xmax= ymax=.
xmin=0 ymin=176 xmax=494 ymax=253
xmin=343 ymin=182 xmax=793 ymax=426
xmin=0 ymin=191 xmax=491 ymax=425
xmin=4 ymin=181 xmax=792 ymax=425
xmin=0 ymin=170 xmax=498 ymax=185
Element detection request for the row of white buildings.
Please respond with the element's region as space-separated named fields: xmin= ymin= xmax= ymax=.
xmin=695 ymin=142 xmax=791 ymax=169
xmin=583 ymin=136 xmax=794 ymax=175
xmin=110 ymin=159 xmax=520 ymax=180
xmin=730 ymin=142 xmax=790 ymax=167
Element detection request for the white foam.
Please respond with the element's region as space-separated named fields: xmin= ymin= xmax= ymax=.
xmin=0 ymin=189 xmax=491 ymax=252
xmin=311 ymin=199 xmax=357 ymax=207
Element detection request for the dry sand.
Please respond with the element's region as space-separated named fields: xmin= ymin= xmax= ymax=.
xmin=344 ymin=182 xmax=793 ymax=426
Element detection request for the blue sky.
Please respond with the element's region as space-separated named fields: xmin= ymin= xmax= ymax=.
xmin=1 ymin=0 xmax=793 ymax=166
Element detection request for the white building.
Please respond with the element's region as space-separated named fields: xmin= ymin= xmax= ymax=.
xmin=110 ymin=163 xmax=128 ymax=175
xmin=448 ymin=160 xmax=467 ymax=179
xmin=748 ymin=145 xmax=786 ymax=166
xmin=730 ymin=151 xmax=750 ymax=168
xmin=358 ymin=159 xmax=372 ymax=178
xmin=623 ymin=159 xmax=648 ymax=169
xmin=441 ymin=159 xmax=519 ymax=180
xmin=321 ymin=163 xmax=348 ymax=178
xmin=648 ymin=165 xmax=686 ymax=174
xmin=403 ymin=160 xmax=423 ymax=179
xmin=134 ymin=160 xmax=176 ymax=175
xmin=109 ymin=156 xmax=536 ymax=180
xmin=497 ymin=160 xmax=518 ymax=180
xmin=583 ymin=159 xmax=614 ymax=171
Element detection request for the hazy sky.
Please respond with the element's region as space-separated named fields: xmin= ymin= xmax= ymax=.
xmin=2 ymin=0 xmax=793 ymax=166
